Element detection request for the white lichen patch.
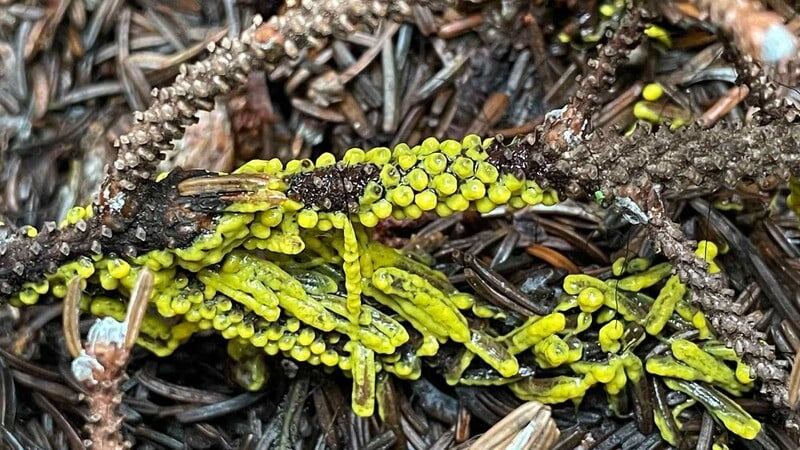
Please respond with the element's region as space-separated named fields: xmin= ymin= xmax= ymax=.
xmin=87 ymin=316 xmax=128 ymax=349
xmin=71 ymin=350 xmax=104 ymax=384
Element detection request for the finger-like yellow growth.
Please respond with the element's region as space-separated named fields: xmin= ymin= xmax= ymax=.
xmin=507 ymin=313 xmax=566 ymax=354
xmin=510 ymin=376 xmax=594 ymax=404
xmin=197 ymin=270 xmax=280 ymax=322
xmin=670 ymin=339 xmax=752 ymax=395
xmin=695 ymin=240 xmax=721 ymax=274
xmin=664 ymin=379 xmax=761 ymax=440
xmin=702 ymin=342 xmax=754 ymax=384
xmin=534 ymin=335 xmax=573 ymax=368
xmin=466 ymin=330 xmax=519 ymax=377
xmin=617 ymin=262 xmax=672 ymax=291
xmin=646 ymin=355 xmax=718 ymax=384
xmin=351 ymin=343 xmax=377 ymax=416
xmin=14 ymin=126 xmax=756 ymax=445
xmin=611 ymin=257 xmax=651 ymax=276
xmin=577 ymin=287 xmax=605 ymax=313
xmin=598 ymin=320 xmax=625 ymax=353
xmin=644 ymin=275 xmax=685 ymax=335
xmin=371 ymin=267 xmax=469 ymax=343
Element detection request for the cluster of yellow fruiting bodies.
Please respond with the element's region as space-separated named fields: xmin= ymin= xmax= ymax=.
xmin=8 ymin=136 xmax=761 ymax=443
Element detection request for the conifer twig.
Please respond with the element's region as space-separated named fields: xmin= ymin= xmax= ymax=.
xmin=71 ymin=269 xmax=154 ymax=450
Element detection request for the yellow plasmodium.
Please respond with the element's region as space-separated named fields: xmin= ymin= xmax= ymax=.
xmin=577 ymin=287 xmax=605 ymax=313
xmin=695 ymin=240 xmax=721 ymax=274
xmin=647 ymin=354 xmax=720 ymax=384
xmin=534 ymin=334 xmax=581 ymax=368
xmin=228 ymin=252 xmax=329 ymax=324
xmin=564 ymin=274 xmax=647 ymax=323
xmin=350 ymin=342 xmax=377 ymax=416
xmin=360 ymin=135 xmax=545 ymax=222
xmin=465 ymin=329 xmax=519 ymax=377
xmin=701 ymin=342 xmax=754 ymax=384
xmin=174 ymin=212 xmax=254 ymax=271
xmin=362 ymin=284 xmax=440 ymax=354
xmin=571 ymin=356 xmax=624 ymax=395
xmin=611 ymin=256 xmax=651 ymax=276
xmin=642 ymin=83 xmax=664 ymax=102
xmin=646 ymin=349 xmax=752 ymax=399
xmin=227 ymin=339 xmax=268 ymax=391
xmin=617 ymin=262 xmax=672 ymax=291
xmin=669 ymin=339 xmax=752 ymax=395
xmin=505 ymin=313 xmax=566 ymax=354
xmin=10 ymin=130 xmax=760 ymax=439
xmin=197 ymin=269 xmax=280 ymax=322
xmin=674 ymin=297 xmax=711 ymax=339
xmin=370 ymin=267 xmax=470 ymax=343
xmin=664 ymin=378 xmax=760 ymax=440
xmin=510 ymin=375 xmax=594 ymax=405
xmin=366 ymin=241 xmax=453 ymax=292
xmin=569 ymin=352 xmax=640 ymax=403
xmin=598 ymin=320 xmax=624 ymax=353
xmin=368 ymin=266 xmax=518 ymax=377
xmin=564 ymin=253 xmax=713 ymax=339
xmin=643 ymin=274 xmax=685 ymax=335
xmin=315 ymin=294 xmax=405 ymax=354
xmin=340 ymin=216 xmax=362 ymax=321
xmin=562 ymin=273 xmax=610 ymax=297
xmin=644 ymin=26 xmax=672 ymax=47
xmin=12 ymin=256 xmax=96 ymax=306
xmin=153 ymin=281 xmax=203 ymax=318
xmin=661 ymin=240 xmax=718 ymax=339
xmin=13 ymin=133 xmax=548 ymax=309
xmin=383 ymin=347 xmax=422 ymax=380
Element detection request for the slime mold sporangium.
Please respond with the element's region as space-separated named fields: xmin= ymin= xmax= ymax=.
xmin=1 ymin=134 xmax=765 ymax=444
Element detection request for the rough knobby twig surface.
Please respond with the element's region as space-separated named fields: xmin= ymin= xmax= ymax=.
xmin=76 ymin=328 xmax=131 ymax=450
xmin=508 ymin=2 xmax=797 ymax=404
xmin=630 ymin=185 xmax=787 ymax=403
xmin=71 ymin=269 xmax=154 ymax=450
xmin=0 ymin=1 xmax=425 ymax=296
xmin=0 ymin=170 xmax=214 ymax=295
xmin=541 ymin=6 xmax=649 ymax=147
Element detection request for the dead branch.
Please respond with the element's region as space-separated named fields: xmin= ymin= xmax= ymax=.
xmin=0 ymin=1 xmax=423 ymax=296
xmin=526 ymin=2 xmax=796 ymax=405
xmin=71 ymin=269 xmax=154 ymax=450
xmin=0 ymin=170 xmax=213 ymax=296
xmin=542 ymin=6 xmax=649 ymax=145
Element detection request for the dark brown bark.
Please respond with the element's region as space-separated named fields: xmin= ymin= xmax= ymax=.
xmin=0 ymin=170 xmax=214 ymax=295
